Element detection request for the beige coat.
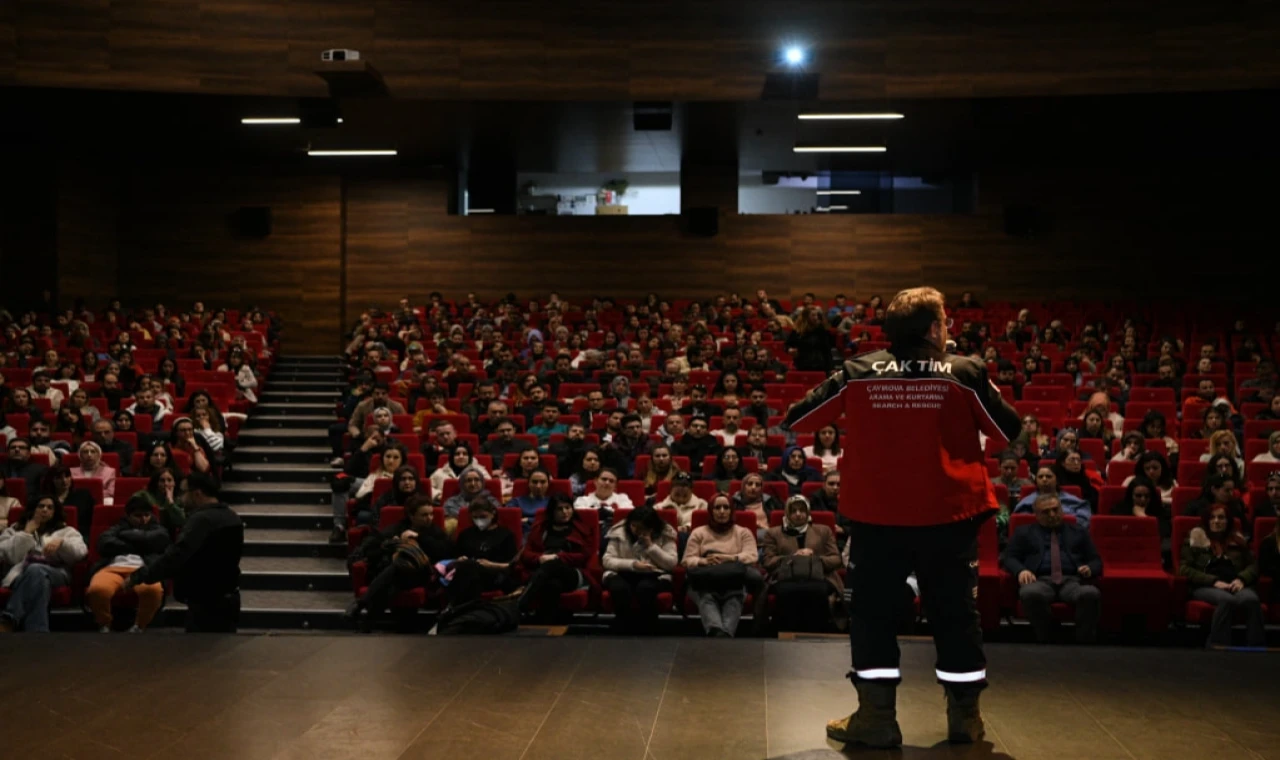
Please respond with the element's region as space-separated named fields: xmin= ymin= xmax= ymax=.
xmin=761 ymin=523 xmax=844 ymax=595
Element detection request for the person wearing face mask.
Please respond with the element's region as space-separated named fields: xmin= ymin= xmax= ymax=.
xmin=449 ymin=500 xmax=519 ymax=606
xmin=1002 ymin=494 xmax=1103 ymax=644
xmin=1179 ymin=506 xmax=1264 ymax=648
xmin=763 ymin=497 xmax=844 ymax=633
xmin=785 ymin=287 xmax=1021 ymax=748
xmin=85 ymin=495 xmax=169 ymax=633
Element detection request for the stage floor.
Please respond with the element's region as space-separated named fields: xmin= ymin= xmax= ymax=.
xmin=3 ymin=634 xmax=1277 ymax=760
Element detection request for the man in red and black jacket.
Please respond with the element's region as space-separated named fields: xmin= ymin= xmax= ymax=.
xmin=784 ymin=287 xmax=1020 ymax=749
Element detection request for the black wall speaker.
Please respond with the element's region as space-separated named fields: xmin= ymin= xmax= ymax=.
xmin=684 ymin=206 xmax=719 ymax=236
xmin=1003 ymin=204 xmax=1050 ymax=238
xmin=234 ymin=206 xmax=272 ymax=238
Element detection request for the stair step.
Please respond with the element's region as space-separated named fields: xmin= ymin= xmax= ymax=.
xmin=236 ymin=429 xmax=330 ymax=446
xmin=244 ymin=528 xmax=345 ymax=558
xmin=222 ymin=481 xmax=331 ymax=505
xmin=240 ymin=555 xmax=350 ymax=591
xmin=274 ymin=356 xmax=343 ymax=365
xmin=233 ymin=445 xmax=333 ymax=465
xmin=261 ymin=391 xmax=342 ymax=399
xmin=230 ymin=463 xmax=335 ymax=484
xmin=269 ymin=380 xmax=346 ymax=389
xmin=233 ymin=503 xmax=333 ymax=530
xmin=244 ymin=415 xmax=333 ymax=429
xmin=256 ymin=403 xmax=337 ymax=413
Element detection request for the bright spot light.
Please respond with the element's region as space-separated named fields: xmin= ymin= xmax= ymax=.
xmin=783 ymin=46 xmax=805 ymax=66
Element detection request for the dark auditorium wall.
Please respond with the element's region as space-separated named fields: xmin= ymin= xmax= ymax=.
xmin=108 ymin=175 xmax=344 ymax=353
xmin=2 ymin=1 xmax=1278 ymax=101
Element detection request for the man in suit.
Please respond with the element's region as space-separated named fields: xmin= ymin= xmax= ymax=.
xmin=1002 ymin=493 xmax=1103 ymax=644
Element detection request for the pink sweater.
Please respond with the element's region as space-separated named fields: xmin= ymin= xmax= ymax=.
xmin=682 ymin=524 xmax=757 ymax=567
xmin=71 ymin=464 xmax=116 ymax=501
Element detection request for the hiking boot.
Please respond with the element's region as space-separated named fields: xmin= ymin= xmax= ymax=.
xmin=826 ymin=680 xmax=902 ymax=748
xmin=944 ymin=685 xmax=985 ymax=743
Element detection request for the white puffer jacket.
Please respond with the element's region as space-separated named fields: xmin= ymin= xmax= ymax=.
xmin=0 ymin=525 xmax=88 ymax=587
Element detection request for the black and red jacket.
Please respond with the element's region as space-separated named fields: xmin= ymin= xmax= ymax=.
xmin=784 ymin=339 xmax=1021 ymax=527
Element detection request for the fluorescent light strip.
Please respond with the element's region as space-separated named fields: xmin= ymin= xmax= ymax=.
xmin=816 ymin=190 xmax=862 ymax=195
xmin=307 ymin=149 xmax=397 ymax=156
xmin=798 ymin=113 xmax=904 ymax=120
xmin=827 ymin=205 xmax=849 ymax=210
xmin=468 ymin=208 xmax=495 ymax=214
xmin=241 ymin=117 xmax=300 ymax=125
xmin=794 ymin=146 xmax=886 ymax=153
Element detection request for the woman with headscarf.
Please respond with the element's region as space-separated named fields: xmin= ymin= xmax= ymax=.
xmin=762 ymin=495 xmax=844 ymax=632
xmin=70 ymin=440 xmax=117 ymax=504
xmin=441 ymin=469 xmax=502 ymax=535
xmin=682 ymin=493 xmax=758 ymax=637
xmin=428 ymin=443 xmax=491 ymax=502
xmin=768 ymin=445 xmax=822 ymax=497
xmin=1254 ymin=430 xmax=1280 ymax=464
xmin=608 ymin=374 xmax=632 ymax=411
xmin=1179 ymin=504 xmax=1264 ymax=647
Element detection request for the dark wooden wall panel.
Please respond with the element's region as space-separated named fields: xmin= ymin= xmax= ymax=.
xmin=114 ymin=175 xmax=342 ymax=352
xmin=56 ymin=168 xmax=119 ymax=305
xmin=7 ymin=1 xmax=1279 ymax=99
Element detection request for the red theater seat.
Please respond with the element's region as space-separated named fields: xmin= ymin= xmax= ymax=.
xmin=1088 ymin=516 xmax=1171 ymax=633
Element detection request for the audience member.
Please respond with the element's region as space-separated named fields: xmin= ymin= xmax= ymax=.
xmin=70 ymin=440 xmax=116 ymax=504
xmin=518 ymin=496 xmax=601 ymax=623
xmin=442 ymin=470 xmax=501 ymax=534
xmin=1013 ymin=466 xmax=1093 ymax=528
xmin=683 ymin=494 xmax=758 ymax=637
xmin=654 ymin=472 xmax=707 ymax=535
xmin=85 ymin=495 xmax=168 ymax=633
xmin=602 ymin=506 xmax=679 ymax=633
xmin=448 ymin=500 xmax=519 ymax=606
xmin=762 ymin=496 xmax=843 ymax=632
xmin=769 ymin=445 xmax=823 ymax=497
xmin=1002 ymin=494 xmax=1102 ymax=644
xmin=429 ymin=443 xmax=490 ymax=502
xmin=0 ymin=495 xmax=87 ymax=632
xmin=1178 ymin=505 xmax=1265 ymax=647
xmin=345 ymin=497 xmax=451 ymax=630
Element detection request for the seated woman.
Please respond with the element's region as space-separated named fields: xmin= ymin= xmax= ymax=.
xmin=85 ymin=495 xmax=168 ymax=633
xmin=55 ymin=407 xmax=88 ymax=440
xmin=442 ymin=469 xmax=501 ymax=536
xmin=191 ymin=406 xmax=225 ymax=455
xmin=802 ymin=424 xmax=842 ymax=471
xmin=710 ymin=447 xmax=749 ymax=492
xmin=501 ymin=448 xmax=542 ymax=501
xmin=602 ymin=505 xmax=679 ymax=633
xmin=762 ymin=496 xmax=844 ymax=633
xmin=136 ymin=442 xmax=178 ymax=479
xmin=428 ymin=443 xmax=490 ymax=503
xmin=140 ymin=468 xmax=185 ymax=537
xmin=654 ymin=472 xmax=707 ymax=536
xmin=1079 ymin=410 xmax=1114 ymax=451
xmin=70 ymin=440 xmax=117 ymax=505
xmin=43 ymin=464 xmax=97 ymax=536
xmin=372 ymin=465 xmax=427 ymax=527
xmin=1013 ymin=466 xmax=1092 ymax=528
xmin=1109 ymin=431 xmax=1145 ymax=468
xmin=768 ymin=446 xmax=822 ymax=497
xmin=683 ymin=494 xmax=759 ymax=637
xmin=1109 ymin=475 xmax=1172 ymax=554
xmin=517 ymin=495 xmax=601 ymax=624
xmin=344 ymin=496 xmax=452 ymax=629
xmin=169 ymin=417 xmax=213 ymax=475
xmin=1124 ymin=451 xmax=1177 ymax=505
xmin=1254 ymin=431 xmax=1280 ymax=464
xmin=1139 ymin=410 xmax=1180 ymax=460
xmin=448 ymin=499 xmax=519 ymax=606
xmin=568 ymin=448 xmax=603 ymax=498
xmin=218 ymin=350 xmax=259 ymax=404
xmin=1179 ymin=505 xmax=1265 ymax=647
xmin=1051 ymin=449 xmax=1099 ymax=513
xmin=68 ymin=388 xmax=101 ymax=425
xmin=1198 ymin=406 xmax=1229 ymax=441
xmin=1183 ymin=472 xmax=1249 ymax=531
xmin=0 ymin=495 xmax=88 ymax=632
xmin=352 ymin=442 xmax=406 ymax=516
xmin=641 ymin=444 xmax=682 ymax=499
xmin=507 ymin=469 xmax=552 ymax=528
xmin=1199 ymin=430 xmax=1245 ymax=473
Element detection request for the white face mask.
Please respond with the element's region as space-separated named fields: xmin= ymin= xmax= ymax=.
xmin=472 ymin=517 xmax=492 ymax=530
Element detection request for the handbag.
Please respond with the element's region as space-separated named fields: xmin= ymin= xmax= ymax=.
xmin=392 ymin=538 xmax=429 ymax=573
xmin=687 ymin=559 xmax=748 ymax=592
xmin=775 ymin=554 xmax=826 ymax=583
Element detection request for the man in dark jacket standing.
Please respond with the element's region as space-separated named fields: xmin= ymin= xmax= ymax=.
xmin=127 ymin=473 xmax=244 ymax=632
xmin=1002 ymin=494 xmax=1103 ymax=644
xmin=785 ymin=287 xmax=1021 ymax=749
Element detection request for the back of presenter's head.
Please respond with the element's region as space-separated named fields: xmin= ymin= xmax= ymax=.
xmin=884 ymin=287 xmax=948 ymax=351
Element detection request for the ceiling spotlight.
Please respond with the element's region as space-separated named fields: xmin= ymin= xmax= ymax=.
xmin=307 ymin=149 xmax=397 ymax=156
xmin=793 ymin=146 xmax=886 ymax=153
xmin=783 ymin=46 xmax=806 ymax=66
xmin=241 ymin=117 xmax=300 ymax=125
xmin=798 ymin=113 xmax=904 ymax=120
xmin=816 ymin=190 xmax=862 ymax=195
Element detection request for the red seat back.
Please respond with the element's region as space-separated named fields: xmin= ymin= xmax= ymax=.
xmin=1088 ymin=515 xmax=1163 ymax=570
xmin=1008 ymin=512 xmax=1077 ymax=535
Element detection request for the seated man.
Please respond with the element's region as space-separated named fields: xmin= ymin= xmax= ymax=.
xmin=481 ymin=417 xmax=533 ymax=463
xmin=28 ymin=370 xmax=65 ymax=412
xmin=527 ymin=400 xmax=569 ymax=448
xmin=126 ymin=386 xmax=168 ymax=426
xmin=713 ymin=406 xmax=745 ymax=446
xmin=1013 ymin=466 xmax=1093 ymax=528
xmin=1003 ymin=494 xmax=1103 ymax=644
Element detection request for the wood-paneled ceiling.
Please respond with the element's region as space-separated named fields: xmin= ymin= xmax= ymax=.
xmin=1 ymin=1 xmax=1278 ymax=101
